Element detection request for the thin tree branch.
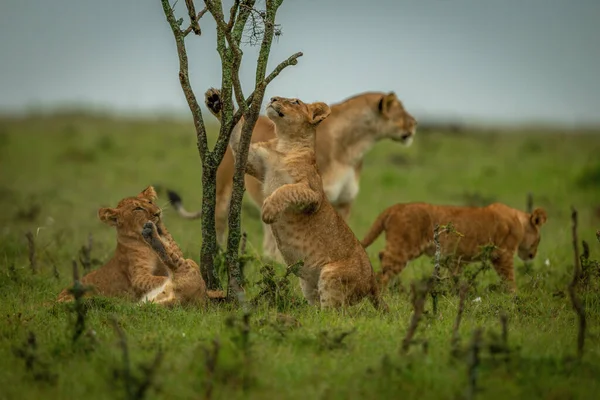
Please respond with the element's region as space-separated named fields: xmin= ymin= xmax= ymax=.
xmin=226 ymin=0 xmax=241 ymax=32
xmin=568 ymin=206 xmax=586 ymax=358
xmin=231 ymin=0 xmax=255 ymax=44
xmin=183 ymin=7 xmax=208 ymax=36
xmin=232 ymin=51 xmax=303 ymax=125
xmin=161 ymin=0 xmax=209 ymax=160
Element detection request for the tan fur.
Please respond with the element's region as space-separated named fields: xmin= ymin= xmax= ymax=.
xmin=361 ymin=202 xmax=548 ymax=292
xmin=56 ymin=186 xmax=215 ymax=305
xmin=216 ymin=89 xmax=387 ymax=311
xmin=171 ymin=90 xmax=417 ymax=261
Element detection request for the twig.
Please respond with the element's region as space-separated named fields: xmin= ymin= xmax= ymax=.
xmin=431 ymin=224 xmax=443 ymax=314
xmin=110 ymin=317 xmax=163 ymax=400
xmin=526 ymin=192 xmax=533 ymax=214
xmin=183 ymin=0 xmax=205 ymax=36
xmin=465 ymin=328 xmax=483 ymax=400
xmin=450 ymin=283 xmax=469 ymax=358
xmin=568 ymin=206 xmax=586 ymax=358
xmin=79 ymin=233 xmax=93 ymax=272
xmin=202 ymin=339 xmax=220 ymax=400
xmin=161 ymin=0 xmax=209 ymax=160
xmin=25 ymin=231 xmax=37 ymax=274
xmin=401 ymin=278 xmax=432 ymax=353
xmin=231 ymin=52 xmax=303 ymax=127
xmin=69 ymin=259 xmax=90 ymax=343
xmin=111 ymin=317 xmax=133 ymax=399
xmin=12 ymin=331 xmax=57 ymax=384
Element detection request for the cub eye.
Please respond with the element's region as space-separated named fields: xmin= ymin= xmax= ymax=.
xmin=134 ymin=207 xmax=145 ymax=212
xmin=292 ymin=99 xmax=299 ymax=105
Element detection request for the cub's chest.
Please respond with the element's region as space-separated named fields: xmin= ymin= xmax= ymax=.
xmin=323 ymin=166 xmax=359 ymax=206
xmin=263 ymin=161 xmax=294 ymax=197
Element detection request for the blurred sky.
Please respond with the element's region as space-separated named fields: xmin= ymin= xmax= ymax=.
xmin=1 ymin=0 xmax=599 ymax=125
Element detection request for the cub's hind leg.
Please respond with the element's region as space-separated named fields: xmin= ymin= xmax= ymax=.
xmin=299 ymin=276 xmax=320 ymax=306
xmin=377 ymin=249 xmax=409 ymax=291
xmin=262 ymin=222 xmax=285 ymax=263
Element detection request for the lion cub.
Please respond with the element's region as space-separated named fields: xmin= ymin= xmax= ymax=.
xmin=57 ymin=186 xmax=212 ymax=305
xmin=361 ymin=202 xmax=548 ymax=291
xmin=206 ymin=89 xmax=386 ymax=311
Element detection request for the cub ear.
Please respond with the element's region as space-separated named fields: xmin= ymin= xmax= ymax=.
xmin=98 ymin=207 xmax=118 ymax=226
xmin=530 ymin=208 xmax=547 ymax=227
xmin=138 ymin=186 xmax=158 ymax=201
xmin=378 ymin=91 xmax=397 ymax=116
xmin=308 ymin=102 xmax=331 ymax=125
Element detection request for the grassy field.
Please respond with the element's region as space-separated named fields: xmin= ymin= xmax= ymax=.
xmin=0 ymin=112 xmax=599 ymax=399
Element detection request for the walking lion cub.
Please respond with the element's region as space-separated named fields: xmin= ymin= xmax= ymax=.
xmin=361 ymin=202 xmax=548 ymax=291
xmin=206 ymin=89 xmax=386 ymax=311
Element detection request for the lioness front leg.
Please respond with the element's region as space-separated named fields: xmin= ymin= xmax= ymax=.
xmin=261 ymin=183 xmax=321 ymax=224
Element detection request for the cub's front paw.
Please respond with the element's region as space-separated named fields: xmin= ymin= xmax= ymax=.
xmin=261 ymin=201 xmax=280 ymax=224
xmin=142 ymin=221 xmax=156 ymax=239
xmin=204 ymin=88 xmax=222 ymax=115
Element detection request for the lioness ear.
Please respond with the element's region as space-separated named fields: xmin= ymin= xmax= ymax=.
xmin=308 ymin=102 xmax=331 ymax=125
xmin=530 ymin=208 xmax=547 ymax=227
xmin=98 ymin=207 xmax=118 ymax=226
xmin=139 ymin=186 xmax=157 ymax=201
xmin=378 ymin=92 xmax=397 ymax=116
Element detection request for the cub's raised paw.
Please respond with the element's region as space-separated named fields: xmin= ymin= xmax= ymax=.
xmin=204 ymin=88 xmax=222 ymax=116
xmin=261 ymin=202 xmax=280 ymax=224
xmin=142 ymin=221 xmax=156 ymax=240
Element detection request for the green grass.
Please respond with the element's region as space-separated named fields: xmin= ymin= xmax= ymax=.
xmin=0 ymin=113 xmax=599 ymax=399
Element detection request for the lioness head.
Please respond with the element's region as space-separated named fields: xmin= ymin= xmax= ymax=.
xmin=518 ymin=208 xmax=548 ymax=261
xmin=266 ymin=96 xmax=331 ymax=138
xmin=377 ymin=92 xmax=417 ymax=146
xmin=98 ymin=186 xmax=163 ymax=236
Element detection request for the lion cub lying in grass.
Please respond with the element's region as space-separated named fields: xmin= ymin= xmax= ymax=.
xmin=205 ymin=89 xmax=387 ymax=311
xmin=57 ymin=186 xmax=221 ymax=305
xmin=361 ymin=202 xmax=548 ymax=291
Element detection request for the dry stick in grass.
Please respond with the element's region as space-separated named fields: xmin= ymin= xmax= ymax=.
xmin=431 ymin=224 xmax=443 ymax=315
xmin=78 ymin=233 xmax=93 ymax=272
xmin=25 ymin=231 xmax=37 ymax=274
xmin=465 ymin=328 xmax=483 ymax=400
xmin=202 ymin=339 xmax=220 ymax=400
xmin=450 ymin=283 xmax=469 ymax=359
xmin=526 ymin=192 xmax=534 ymax=214
xmin=70 ymin=259 xmax=89 ymax=343
xmin=568 ymin=206 xmax=586 ymax=359
xmin=431 ymin=223 xmax=461 ymax=314
xmin=401 ymin=278 xmax=433 ymax=354
xmin=111 ymin=317 xmax=163 ymax=400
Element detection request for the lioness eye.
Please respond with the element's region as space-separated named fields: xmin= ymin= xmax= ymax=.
xmin=134 ymin=207 xmax=145 ymax=212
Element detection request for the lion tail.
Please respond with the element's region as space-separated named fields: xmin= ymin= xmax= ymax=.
xmin=361 ymin=206 xmax=394 ymax=248
xmin=167 ymin=189 xmax=202 ymax=220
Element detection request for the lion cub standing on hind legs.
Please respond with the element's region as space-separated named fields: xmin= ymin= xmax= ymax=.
xmin=205 ymin=89 xmax=387 ymax=311
xmin=57 ymin=186 xmax=222 ymax=305
xmin=361 ymin=202 xmax=548 ymax=292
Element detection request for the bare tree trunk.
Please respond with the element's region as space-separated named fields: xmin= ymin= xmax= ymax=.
xmin=161 ymin=0 xmax=302 ymax=296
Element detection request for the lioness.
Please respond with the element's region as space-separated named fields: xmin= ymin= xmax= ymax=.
xmin=168 ymin=91 xmax=417 ymax=261
xmin=56 ymin=186 xmax=215 ymax=305
xmin=208 ymin=88 xmax=386 ymax=310
xmin=361 ymin=202 xmax=548 ymax=291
